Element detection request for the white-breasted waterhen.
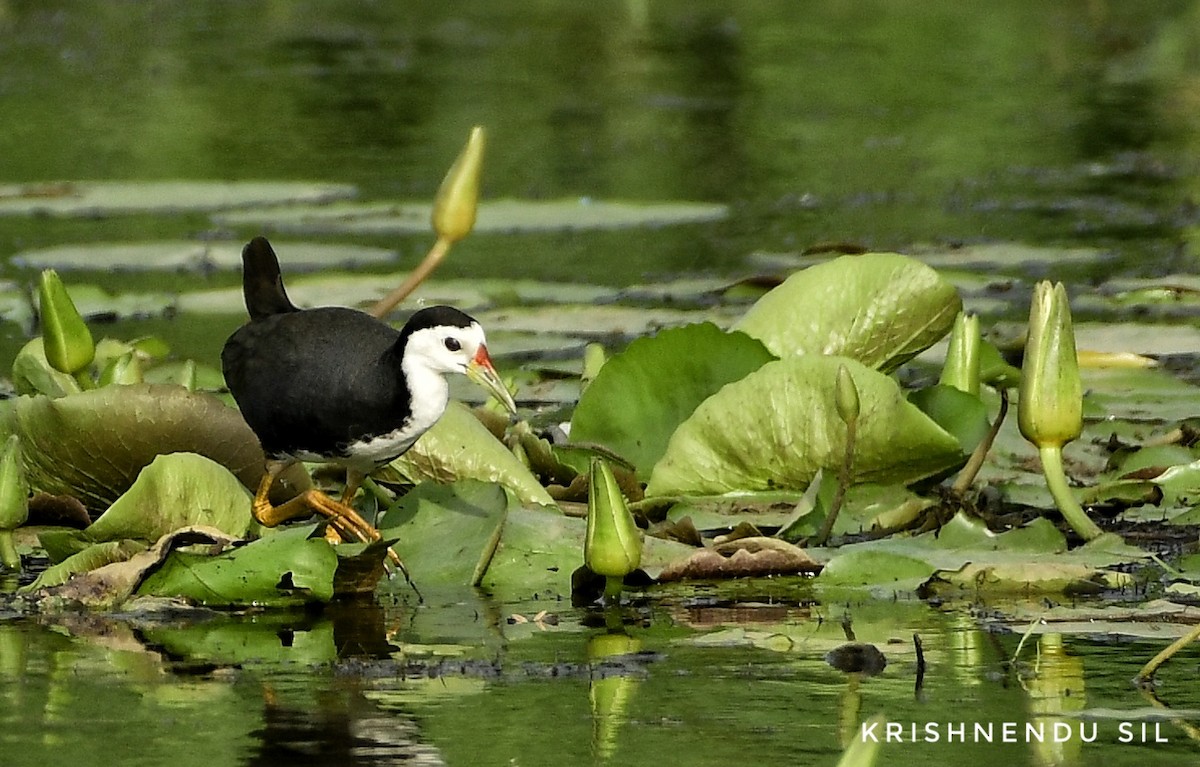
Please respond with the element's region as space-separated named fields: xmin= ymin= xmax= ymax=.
xmin=221 ymin=237 xmax=516 ymax=570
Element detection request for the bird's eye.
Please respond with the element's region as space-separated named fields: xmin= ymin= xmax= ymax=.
xmin=443 ymin=337 xmax=462 ymax=352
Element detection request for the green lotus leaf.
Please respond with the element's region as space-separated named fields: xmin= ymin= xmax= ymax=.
xmin=646 ymin=356 xmax=964 ymax=497
xmin=908 ymin=384 xmax=991 ymax=455
xmin=213 ymin=198 xmax=729 ymax=235
xmin=571 ymin=323 xmax=775 ymax=477
xmin=0 ymin=180 xmax=355 ymax=217
xmin=382 ymin=401 xmax=555 ymax=507
xmin=12 ymin=384 xmax=265 ymax=512
xmin=137 ymin=525 xmax=338 ymax=606
xmin=22 ymin=539 xmax=147 ymax=593
xmin=379 ymin=480 xmax=512 ymax=588
xmin=11 ymin=338 xmax=82 ymax=397
xmin=733 ymin=253 xmax=961 ymax=371
xmin=84 ymin=453 xmax=252 ymax=544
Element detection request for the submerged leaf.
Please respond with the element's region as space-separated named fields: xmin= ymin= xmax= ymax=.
xmin=571 ymin=323 xmax=774 ymax=477
xmin=646 ymin=356 xmax=963 ymax=497
xmin=734 ymin=253 xmax=961 ymax=371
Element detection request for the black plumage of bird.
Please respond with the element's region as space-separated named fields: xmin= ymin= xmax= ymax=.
xmin=221 ymin=237 xmax=516 ymax=563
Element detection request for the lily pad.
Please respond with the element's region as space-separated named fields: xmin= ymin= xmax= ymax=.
xmin=12 ymin=384 xmax=266 ymax=512
xmin=11 ymin=241 xmax=397 ymax=272
xmin=475 ymin=304 xmax=734 ymax=338
xmin=646 ymin=356 xmax=964 ymax=497
xmin=381 ymin=401 xmax=555 ymax=508
xmin=25 ymin=527 xmax=237 ymax=608
xmin=733 ymin=253 xmax=961 ymax=372
xmin=380 ymin=480 xmax=511 ymax=588
xmin=177 ymin=273 xmax=491 ymax=315
xmin=571 ymin=324 xmax=775 ymax=478
xmin=213 ymin=198 xmax=729 ymax=235
xmin=83 ymin=453 xmax=252 ymax=544
xmin=34 ymin=283 xmax=174 ymax=321
xmin=137 ymin=525 xmax=339 ymax=606
xmin=0 ymin=180 xmax=355 ymax=217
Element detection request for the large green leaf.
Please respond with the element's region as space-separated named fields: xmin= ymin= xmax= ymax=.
xmin=379 ymin=480 xmax=512 ymax=588
xmin=571 ymin=323 xmax=775 ymax=477
xmin=646 ymin=356 xmax=964 ymax=497
xmin=382 ymin=402 xmax=555 ymax=507
xmin=137 ymin=525 xmax=338 ymax=606
xmin=733 ymin=253 xmax=961 ymax=371
xmin=12 ymin=384 xmax=265 ymax=512
xmin=84 ymin=453 xmax=252 ymax=543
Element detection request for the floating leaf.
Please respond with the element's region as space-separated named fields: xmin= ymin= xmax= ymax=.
xmin=646 ymin=356 xmax=963 ymax=497
xmin=657 ymin=537 xmax=821 ymax=581
xmin=379 ymin=480 xmax=511 ymax=588
xmin=571 ymin=324 xmax=775 ymax=477
xmin=733 ymin=253 xmax=961 ymax=371
xmin=137 ymin=525 xmax=339 ymax=606
xmin=12 ymin=384 xmax=265 ymax=511
xmin=475 ymin=304 xmax=732 ymax=338
xmin=381 ymin=402 xmax=554 ymax=507
xmin=0 ymin=180 xmax=355 ymax=217
xmin=83 ymin=453 xmax=252 ymax=544
xmin=21 ymin=539 xmax=147 ymax=593
xmin=12 ymin=241 xmax=397 ymax=272
xmin=25 ymin=527 xmax=237 ymax=608
xmin=214 ymin=198 xmax=729 ymax=235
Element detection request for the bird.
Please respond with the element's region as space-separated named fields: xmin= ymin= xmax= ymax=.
xmin=221 ymin=236 xmax=516 ymax=566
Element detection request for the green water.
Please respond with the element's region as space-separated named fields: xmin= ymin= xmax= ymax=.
xmin=3 ymin=588 xmax=1200 ymax=766
xmin=3 ymin=2 xmax=1200 ymax=765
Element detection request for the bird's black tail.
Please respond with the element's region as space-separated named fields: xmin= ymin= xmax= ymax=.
xmin=241 ymin=237 xmax=298 ymax=320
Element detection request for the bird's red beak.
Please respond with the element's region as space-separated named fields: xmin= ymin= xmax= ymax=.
xmin=467 ymin=344 xmax=517 ymax=414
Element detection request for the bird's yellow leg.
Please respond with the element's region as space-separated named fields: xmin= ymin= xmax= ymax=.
xmin=252 ymin=462 xmax=404 ymax=571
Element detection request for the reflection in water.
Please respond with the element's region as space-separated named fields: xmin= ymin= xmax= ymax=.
xmin=248 ymin=696 xmax=444 ymax=767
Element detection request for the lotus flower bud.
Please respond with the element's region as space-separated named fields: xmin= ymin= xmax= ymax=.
xmin=432 ymin=126 xmax=485 ymax=244
xmin=834 ymin=363 xmax=860 ymax=426
xmin=940 ymin=312 xmax=981 ymax=396
xmin=586 ymin=458 xmax=643 ymax=579
xmin=1018 ymin=282 xmax=1082 ymax=449
xmin=38 ymin=269 xmax=95 ymax=376
xmin=0 ymin=435 xmax=29 ymax=570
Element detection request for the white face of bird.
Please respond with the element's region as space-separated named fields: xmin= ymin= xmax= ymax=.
xmin=403 ymin=323 xmax=517 ymax=413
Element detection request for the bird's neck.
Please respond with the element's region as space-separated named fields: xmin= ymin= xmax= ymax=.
xmin=399 ymin=354 xmax=451 ymax=437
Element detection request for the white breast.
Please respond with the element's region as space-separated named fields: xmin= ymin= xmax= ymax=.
xmin=338 ymin=351 xmax=451 ymax=470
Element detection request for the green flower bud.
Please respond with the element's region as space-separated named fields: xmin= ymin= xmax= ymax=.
xmin=581 ymin=343 xmax=607 ymax=391
xmin=0 ymin=435 xmax=29 ymax=570
xmin=834 ymin=363 xmax=860 ymax=426
xmin=98 ymin=351 xmax=143 ymax=386
xmin=939 ymin=312 xmax=981 ymax=396
xmin=1018 ymin=282 xmax=1082 ymax=449
xmin=585 ymin=458 xmax=643 ymax=579
xmin=38 ymin=269 xmax=95 ymax=376
xmin=432 ymin=126 xmax=485 ymax=244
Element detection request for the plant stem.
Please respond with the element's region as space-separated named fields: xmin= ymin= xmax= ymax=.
xmin=1136 ymin=621 xmax=1200 ymax=684
xmin=0 ymin=531 xmax=20 ymax=570
xmin=369 ymin=236 xmax=452 ymax=318
xmin=1038 ymin=445 xmax=1102 ymax=541
xmin=952 ymin=389 xmax=1008 ymax=495
xmin=814 ymin=417 xmax=856 ymax=546
xmin=73 ymin=370 xmax=95 ymax=390
xmin=603 ymin=575 xmax=624 ymax=605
